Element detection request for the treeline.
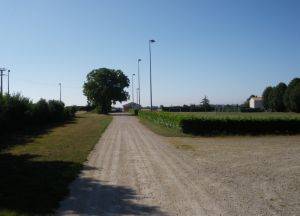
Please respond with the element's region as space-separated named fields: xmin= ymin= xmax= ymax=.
xmin=0 ymin=94 xmax=76 ymax=136
xmin=262 ymin=78 xmax=300 ymax=112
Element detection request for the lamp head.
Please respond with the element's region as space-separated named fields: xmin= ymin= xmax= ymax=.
xmin=149 ymin=39 xmax=155 ymax=43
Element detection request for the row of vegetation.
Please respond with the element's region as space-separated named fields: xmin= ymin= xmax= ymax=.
xmin=262 ymin=78 xmax=300 ymax=112
xmin=0 ymin=94 xmax=76 ymax=138
xmin=138 ymin=111 xmax=300 ymax=135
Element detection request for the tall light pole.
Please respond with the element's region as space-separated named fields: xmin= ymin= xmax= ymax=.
xmin=59 ymin=83 xmax=61 ymax=102
xmin=149 ymin=39 xmax=155 ymax=110
xmin=7 ymin=70 xmax=10 ymax=96
xmin=136 ymin=88 xmax=139 ymax=104
xmin=0 ymin=68 xmax=6 ymax=97
xmin=131 ymin=74 xmax=135 ymax=103
xmin=138 ymin=58 xmax=141 ymax=106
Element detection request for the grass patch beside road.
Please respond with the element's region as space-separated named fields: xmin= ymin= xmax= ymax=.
xmin=0 ymin=113 xmax=112 ymax=216
xmin=139 ymin=118 xmax=186 ymax=137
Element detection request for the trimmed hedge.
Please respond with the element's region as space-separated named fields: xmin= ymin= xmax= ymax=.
xmin=138 ymin=111 xmax=300 ymax=135
xmin=0 ymin=94 xmax=76 ymax=136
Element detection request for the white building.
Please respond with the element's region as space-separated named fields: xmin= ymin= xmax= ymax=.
xmin=249 ymin=97 xmax=264 ymax=109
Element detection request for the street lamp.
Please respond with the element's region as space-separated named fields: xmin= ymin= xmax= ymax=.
xmin=7 ymin=70 xmax=10 ymax=96
xmin=59 ymin=83 xmax=62 ymax=102
xmin=132 ymin=73 xmax=135 ymax=103
xmin=149 ymin=39 xmax=155 ymax=110
xmin=138 ymin=58 xmax=141 ymax=106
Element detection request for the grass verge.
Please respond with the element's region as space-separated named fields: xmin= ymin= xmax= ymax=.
xmin=139 ymin=118 xmax=187 ymax=137
xmin=0 ymin=112 xmax=112 ymax=216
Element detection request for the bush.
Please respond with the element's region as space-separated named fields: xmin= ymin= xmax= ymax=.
xmin=33 ymin=99 xmax=50 ymax=124
xmin=138 ymin=111 xmax=300 ymax=135
xmin=0 ymin=94 xmax=75 ymax=136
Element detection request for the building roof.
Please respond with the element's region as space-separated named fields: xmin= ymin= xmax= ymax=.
xmin=250 ymin=97 xmax=263 ymax=101
xmin=123 ymin=102 xmax=141 ymax=108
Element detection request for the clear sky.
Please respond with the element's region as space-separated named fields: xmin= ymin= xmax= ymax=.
xmin=0 ymin=0 xmax=299 ymax=106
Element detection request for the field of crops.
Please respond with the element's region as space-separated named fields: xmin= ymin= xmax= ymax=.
xmin=138 ymin=111 xmax=300 ymax=135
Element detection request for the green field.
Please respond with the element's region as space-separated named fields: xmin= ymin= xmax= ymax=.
xmin=170 ymin=112 xmax=300 ymax=119
xmin=138 ymin=111 xmax=300 ymax=136
xmin=0 ymin=112 xmax=112 ymax=216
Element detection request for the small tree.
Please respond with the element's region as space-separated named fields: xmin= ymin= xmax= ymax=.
xmin=201 ymin=95 xmax=210 ymax=111
xmin=83 ymin=68 xmax=129 ymax=114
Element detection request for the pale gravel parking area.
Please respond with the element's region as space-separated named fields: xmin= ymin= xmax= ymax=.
xmin=57 ymin=114 xmax=300 ymax=216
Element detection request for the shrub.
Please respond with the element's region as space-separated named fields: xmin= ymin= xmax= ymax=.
xmin=0 ymin=94 xmax=75 ymax=136
xmin=138 ymin=111 xmax=300 ymax=135
xmin=33 ymin=99 xmax=50 ymax=124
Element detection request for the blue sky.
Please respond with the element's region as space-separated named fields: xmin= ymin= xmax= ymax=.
xmin=0 ymin=0 xmax=299 ymax=106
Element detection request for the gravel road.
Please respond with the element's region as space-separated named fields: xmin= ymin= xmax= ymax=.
xmin=57 ymin=114 xmax=299 ymax=215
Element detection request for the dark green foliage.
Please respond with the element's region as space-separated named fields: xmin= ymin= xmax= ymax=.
xmin=288 ymin=85 xmax=300 ymax=112
xmin=0 ymin=94 xmax=75 ymax=137
xmin=138 ymin=111 xmax=300 ymax=135
xmin=180 ymin=118 xmax=300 ymax=135
xmin=271 ymin=83 xmax=287 ymax=112
xmin=284 ymin=78 xmax=300 ymax=112
xmin=201 ymin=95 xmax=211 ymax=111
xmin=33 ymin=99 xmax=50 ymax=124
xmin=83 ymin=68 xmax=130 ymax=114
xmin=262 ymin=87 xmax=273 ymax=110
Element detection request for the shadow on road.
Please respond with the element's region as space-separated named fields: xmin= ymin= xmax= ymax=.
xmin=0 ymin=153 xmax=164 ymax=215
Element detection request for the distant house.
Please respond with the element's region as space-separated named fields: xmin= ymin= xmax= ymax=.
xmin=249 ymin=97 xmax=263 ymax=109
xmin=123 ymin=102 xmax=141 ymax=112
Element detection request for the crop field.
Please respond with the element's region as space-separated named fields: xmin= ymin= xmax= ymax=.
xmin=138 ymin=111 xmax=300 ymax=135
xmin=172 ymin=112 xmax=300 ymax=119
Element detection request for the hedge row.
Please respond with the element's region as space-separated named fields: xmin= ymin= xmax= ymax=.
xmin=0 ymin=94 xmax=76 ymax=136
xmin=138 ymin=111 xmax=300 ymax=135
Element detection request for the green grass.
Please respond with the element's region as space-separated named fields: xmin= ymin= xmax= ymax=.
xmin=139 ymin=118 xmax=185 ymax=137
xmin=139 ymin=111 xmax=300 ymax=136
xmin=0 ymin=112 xmax=112 ymax=216
xmin=172 ymin=112 xmax=300 ymax=119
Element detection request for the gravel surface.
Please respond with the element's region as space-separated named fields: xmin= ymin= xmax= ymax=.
xmin=57 ymin=114 xmax=300 ymax=216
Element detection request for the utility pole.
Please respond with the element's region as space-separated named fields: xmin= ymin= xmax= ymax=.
xmin=136 ymin=88 xmax=139 ymax=104
xmin=0 ymin=68 xmax=6 ymax=97
xmin=7 ymin=70 xmax=10 ymax=96
xmin=149 ymin=39 xmax=155 ymax=110
xmin=132 ymin=74 xmax=135 ymax=103
xmin=59 ymin=83 xmax=61 ymax=102
xmin=138 ymin=59 xmax=141 ymax=106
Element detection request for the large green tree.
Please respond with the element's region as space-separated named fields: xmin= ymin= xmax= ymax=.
xmin=272 ymin=82 xmax=287 ymax=112
xmin=284 ymin=78 xmax=300 ymax=112
xmin=262 ymin=86 xmax=273 ymax=110
xmin=83 ymin=68 xmax=129 ymax=114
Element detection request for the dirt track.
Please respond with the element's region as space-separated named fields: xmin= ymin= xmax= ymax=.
xmin=57 ymin=114 xmax=300 ymax=216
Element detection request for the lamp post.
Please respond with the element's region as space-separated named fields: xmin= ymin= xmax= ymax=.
xmin=0 ymin=68 xmax=6 ymax=97
xmin=132 ymin=73 xmax=135 ymax=103
xmin=138 ymin=58 xmax=141 ymax=106
xmin=149 ymin=39 xmax=155 ymax=110
xmin=7 ymin=70 xmax=10 ymax=96
xmin=59 ymin=83 xmax=61 ymax=102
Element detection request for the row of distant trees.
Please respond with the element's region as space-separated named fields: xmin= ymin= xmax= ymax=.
xmin=262 ymin=78 xmax=300 ymax=112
